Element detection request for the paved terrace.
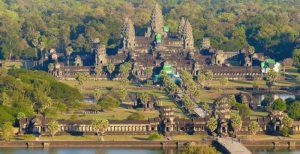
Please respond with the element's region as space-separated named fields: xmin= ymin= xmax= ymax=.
xmin=217 ymin=137 xmax=252 ymax=154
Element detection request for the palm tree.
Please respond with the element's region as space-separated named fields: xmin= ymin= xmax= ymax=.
xmin=197 ymin=73 xmax=206 ymax=88
xmin=248 ymin=46 xmax=255 ymax=77
xmin=145 ymin=67 xmax=153 ymax=79
xmin=75 ymin=72 xmax=88 ymax=90
xmin=94 ymin=65 xmax=102 ymax=76
xmin=38 ymin=41 xmax=45 ymax=66
xmin=206 ymin=117 xmax=218 ymax=134
xmin=139 ymin=92 xmax=150 ymax=109
xmin=249 ymin=121 xmax=260 ymax=135
xmin=106 ymin=64 xmax=115 ymax=80
xmin=92 ymin=118 xmax=109 ymax=141
xmin=17 ymin=112 xmax=26 ymax=120
xmin=65 ymin=46 xmax=73 ymax=66
xmin=47 ymin=120 xmax=59 ymax=140
xmin=230 ymin=113 xmax=242 ymax=134
xmin=48 ymin=63 xmax=54 ymax=74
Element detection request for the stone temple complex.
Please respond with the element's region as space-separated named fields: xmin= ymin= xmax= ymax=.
xmin=46 ymin=4 xmax=265 ymax=81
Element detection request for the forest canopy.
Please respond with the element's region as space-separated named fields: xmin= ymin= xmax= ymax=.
xmin=0 ymin=69 xmax=82 ymax=124
xmin=0 ymin=0 xmax=299 ymax=60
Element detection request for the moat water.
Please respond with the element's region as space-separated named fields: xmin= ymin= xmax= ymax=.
xmin=0 ymin=147 xmax=300 ymax=154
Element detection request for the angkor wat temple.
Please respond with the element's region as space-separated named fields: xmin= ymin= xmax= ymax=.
xmin=46 ymin=4 xmax=265 ymax=81
xmin=19 ymin=97 xmax=300 ymax=137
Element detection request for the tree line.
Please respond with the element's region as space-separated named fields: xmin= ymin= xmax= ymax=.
xmin=0 ymin=0 xmax=299 ymax=61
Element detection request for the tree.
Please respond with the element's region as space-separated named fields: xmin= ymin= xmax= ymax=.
xmin=94 ymin=65 xmax=102 ymax=75
xmin=202 ymin=102 xmax=209 ymax=111
xmin=248 ymin=46 xmax=255 ymax=75
xmin=98 ymin=95 xmax=120 ymax=110
xmin=280 ymin=126 xmax=290 ymax=137
xmin=0 ymin=122 xmax=14 ymax=141
xmin=206 ymin=117 xmax=217 ymax=133
xmin=265 ymin=70 xmax=278 ymax=91
xmin=249 ymin=121 xmax=260 ymax=135
xmin=106 ymin=64 xmax=115 ymax=80
xmin=228 ymin=95 xmax=237 ymax=106
xmin=75 ymin=72 xmax=88 ymax=89
xmin=282 ymin=115 xmax=293 ymax=127
xmin=230 ymin=113 xmax=242 ymax=133
xmin=17 ymin=112 xmax=26 ymax=120
xmin=92 ymin=118 xmax=109 ymax=141
xmin=145 ymin=67 xmax=153 ymax=78
xmin=47 ymin=120 xmax=59 ymax=140
xmin=65 ymin=46 xmax=73 ymax=66
xmin=237 ymin=104 xmax=251 ymax=119
xmin=292 ymin=48 xmax=300 ymax=71
xmin=119 ymin=62 xmax=131 ymax=78
xmin=197 ymin=73 xmax=206 ymax=87
xmin=48 ymin=63 xmax=54 ymax=73
xmin=179 ymin=142 xmax=220 ymax=154
xmin=139 ymin=92 xmax=150 ymax=108
xmin=205 ymin=70 xmax=213 ymax=81
xmin=272 ymin=98 xmax=287 ymax=111
xmin=220 ymin=76 xmax=228 ymax=89
xmin=288 ymin=101 xmax=300 ymax=119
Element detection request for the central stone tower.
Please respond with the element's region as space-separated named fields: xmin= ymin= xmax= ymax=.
xmin=150 ymin=4 xmax=164 ymax=37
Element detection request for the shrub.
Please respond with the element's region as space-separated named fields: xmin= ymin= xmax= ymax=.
xmin=23 ymin=134 xmax=35 ymax=140
xmin=280 ymin=126 xmax=290 ymax=137
xmin=98 ymin=95 xmax=120 ymax=110
xmin=148 ymin=133 xmax=163 ymax=140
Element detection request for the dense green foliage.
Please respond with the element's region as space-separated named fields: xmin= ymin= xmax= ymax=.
xmin=148 ymin=132 xmax=163 ymax=140
xmin=0 ymin=69 xmax=82 ymax=123
xmin=288 ymin=101 xmax=300 ymax=119
xmin=0 ymin=0 xmax=299 ymax=60
xmin=179 ymin=143 xmax=220 ymax=154
xmin=0 ymin=122 xmax=14 ymax=141
xmin=272 ymin=98 xmax=287 ymax=111
xmin=97 ymin=95 xmax=120 ymax=110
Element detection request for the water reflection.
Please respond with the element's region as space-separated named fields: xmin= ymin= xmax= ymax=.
xmin=254 ymin=93 xmax=296 ymax=107
xmin=0 ymin=148 xmax=177 ymax=154
xmin=248 ymin=146 xmax=300 ymax=154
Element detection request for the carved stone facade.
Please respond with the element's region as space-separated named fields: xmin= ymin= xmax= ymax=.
xmin=45 ymin=4 xmax=265 ymax=81
xmin=150 ymin=4 xmax=165 ymax=37
xmin=92 ymin=38 xmax=107 ymax=66
xmin=19 ymin=108 xmax=206 ymax=136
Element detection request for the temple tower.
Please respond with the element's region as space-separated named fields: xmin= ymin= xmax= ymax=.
xmin=178 ymin=17 xmax=186 ymax=39
xmin=122 ymin=18 xmax=136 ymax=49
xmin=150 ymin=4 xmax=164 ymax=37
xmin=121 ymin=17 xmax=129 ymax=39
xmin=182 ymin=20 xmax=194 ymax=50
xmin=92 ymin=38 xmax=107 ymax=66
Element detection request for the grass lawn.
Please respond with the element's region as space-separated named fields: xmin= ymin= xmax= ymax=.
xmin=14 ymin=134 xmax=208 ymax=141
xmin=47 ymin=108 xmax=160 ymax=120
xmin=250 ymin=111 xmax=268 ymax=118
xmin=239 ymin=134 xmax=300 ymax=140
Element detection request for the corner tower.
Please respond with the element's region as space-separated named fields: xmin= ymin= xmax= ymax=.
xmin=182 ymin=19 xmax=194 ymax=50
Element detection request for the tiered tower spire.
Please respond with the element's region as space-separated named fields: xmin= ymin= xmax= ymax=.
xmin=182 ymin=19 xmax=194 ymax=50
xmin=121 ymin=18 xmax=135 ymax=49
xmin=150 ymin=4 xmax=164 ymax=37
xmin=178 ymin=17 xmax=186 ymax=38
